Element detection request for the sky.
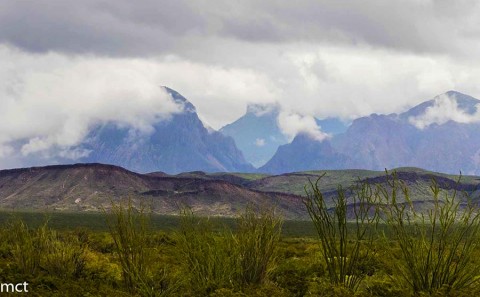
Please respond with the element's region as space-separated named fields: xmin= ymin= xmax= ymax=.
xmin=2 ymin=0 xmax=480 ymax=165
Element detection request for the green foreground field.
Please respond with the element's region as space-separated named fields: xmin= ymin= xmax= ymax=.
xmin=0 ymin=211 xmax=317 ymax=237
xmin=2 ymin=173 xmax=480 ymax=297
xmin=0 ymin=209 xmax=479 ymax=296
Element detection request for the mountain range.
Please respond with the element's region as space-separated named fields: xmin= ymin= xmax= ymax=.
xmin=2 ymin=89 xmax=480 ymax=217
xmin=2 ymin=88 xmax=480 ymax=175
xmin=260 ymin=91 xmax=480 ymax=175
xmin=73 ymin=86 xmax=350 ymax=173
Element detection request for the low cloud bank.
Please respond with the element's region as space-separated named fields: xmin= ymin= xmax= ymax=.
xmin=409 ymin=94 xmax=480 ymax=129
xmin=0 ymin=46 xmax=183 ymax=163
xmin=277 ymin=111 xmax=329 ymax=142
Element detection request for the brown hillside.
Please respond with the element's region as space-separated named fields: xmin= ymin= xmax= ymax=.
xmin=0 ymin=163 xmax=305 ymax=219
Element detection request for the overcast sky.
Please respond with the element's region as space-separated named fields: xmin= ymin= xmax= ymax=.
xmin=2 ymin=0 xmax=480 ymax=164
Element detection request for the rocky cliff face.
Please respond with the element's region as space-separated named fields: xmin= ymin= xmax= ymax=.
xmin=81 ymin=87 xmax=255 ymax=174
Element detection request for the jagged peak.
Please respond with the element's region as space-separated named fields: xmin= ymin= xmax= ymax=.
xmin=445 ymin=90 xmax=474 ymax=98
xmin=162 ymin=86 xmax=196 ymax=113
xmin=442 ymin=91 xmax=480 ymax=112
xmin=401 ymin=91 xmax=480 ymax=120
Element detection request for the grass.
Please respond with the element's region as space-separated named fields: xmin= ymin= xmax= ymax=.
xmin=0 ymin=210 xmax=318 ymax=237
xmin=0 ymin=212 xmax=479 ymax=296
xmin=211 ymin=172 xmax=271 ymax=180
xmin=253 ymin=169 xmax=384 ymax=196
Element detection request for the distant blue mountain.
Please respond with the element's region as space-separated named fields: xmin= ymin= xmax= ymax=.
xmin=220 ymin=104 xmax=288 ymax=167
xmin=259 ymin=133 xmax=350 ymax=174
xmin=80 ymin=87 xmax=255 ymax=174
xmin=220 ymin=104 xmax=348 ymax=167
xmin=6 ymin=89 xmax=480 ymax=176
xmin=260 ymin=91 xmax=480 ymax=175
xmin=315 ymin=117 xmax=350 ymax=136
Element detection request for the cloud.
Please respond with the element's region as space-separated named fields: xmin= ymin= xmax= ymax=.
xmin=3 ymin=1 xmax=480 ymax=169
xmin=2 ymin=1 xmax=480 ymax=133
xmin=0 ymin=45 xmax=183 ymax=159
xmin=0 ymin=0 xmax=201 ymax=56
xmin=157 ymin=42 xmax=480 ymax=129
xmin=2 ymin=0 xmax=480 ymax=58
xmin=409 ymin=94 xmax=480 ymax=129
xmin=152 ymin=56 xmax=279 ymax=128
xmin=0 ymin=145 xmax=13 ymax=158
xmin=277 ymin=111 xmax=329 ymax=142
xmin=255 ymin=138 xmax=266 ymax=147
xmin=247 ymin=103 xmax=280 ymax=116
xmin=4 ymin=42 xmax=480 ymax=155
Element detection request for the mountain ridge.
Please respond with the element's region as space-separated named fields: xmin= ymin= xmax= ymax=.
xmin=0 ymin=163 xmax=479 ymax=219
xmin=79 ymin=87 xmax=255 ymax=174
xmin=260 ymin=91 xmax=480 ymax=175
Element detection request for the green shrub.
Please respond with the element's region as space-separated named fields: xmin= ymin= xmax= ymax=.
xmin=8 ymin=219 xmax=45 ymax=275
xmin=176 ymin=209 xmax=237 ymax=295
xmin=304 ymin=174 xmax=379 ymax=292
xmin=236 ymin=206 xmax=282 ymax=286
xmin=5 ymin=219 xmax=87 ymax=280
xmin=106 ymin=200 xmax=174 ymax=296
xmin=41 ymin=230 xmax=87 ymax=278
xmin=176 ymin=207 xmax=282 ymax=295
xmin=306 ymin=278 xmax=354 ymax=297
xmin=362 ymin=274 xmax=410 ymax=297
xmin=242 ymin=281 xmax=290 ymax=297
xmin=379 ymin=172 xmax=480 ymax=295
xmin=271 ymin=257 xmax=321 ymax=297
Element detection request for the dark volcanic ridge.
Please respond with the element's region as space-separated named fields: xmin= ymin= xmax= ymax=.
xmin=0 ymin=163 xmax=305 ymax=219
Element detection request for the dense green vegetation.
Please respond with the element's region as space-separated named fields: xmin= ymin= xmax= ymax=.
xmin=0 ymin=211 xmax=317 ymax=237
xmin=1 ymin=173 xmax=480 ymax=296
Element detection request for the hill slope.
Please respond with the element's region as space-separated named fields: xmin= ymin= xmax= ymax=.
xmin=0 ymin=163 xmax=303 ymax=218
xmin=0 ymin=164 xmax=479 ymax=219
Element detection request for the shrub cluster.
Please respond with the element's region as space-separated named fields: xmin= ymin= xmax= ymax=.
xmin=303 ymin=171 xmax=480 ymax=296
xmin=175 ymin=206 xmax=282 ymax=295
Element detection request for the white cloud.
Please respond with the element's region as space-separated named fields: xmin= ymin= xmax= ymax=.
xmin=277 ymin=111 xmax=329 ymax=142
xmin=247 ymin=103 xmax=279 ymax=116
xmin=153 ymin=55 xmax=279 ymax=128
xmin=409 ymin=94 xmax=480 ymax=129
xmin=0 ymin=45 xmax=183 ymax=158
xmin=4 ymin=33 xmax=480 ymax=168
xmin=0 ymin=145 xmax=13 ymax=158
xmin=58 ymin=148 xmax=92 ymax=160
xmin=255 ymin=138 xmax=266 ymax=146
xmin=2 ymin=0 xmax=480 ymax=170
